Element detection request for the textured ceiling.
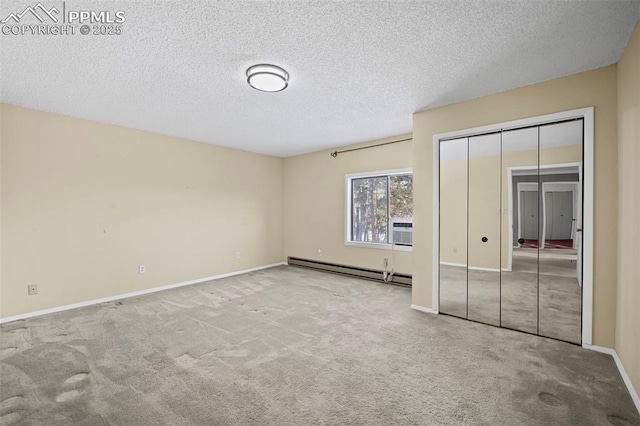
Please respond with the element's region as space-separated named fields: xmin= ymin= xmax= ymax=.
xmin=1 ymin=1 xmax=639 ymax=157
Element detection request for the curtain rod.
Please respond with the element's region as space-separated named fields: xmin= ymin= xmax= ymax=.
xmin=330 ymin=137 xmax=412 ymax=158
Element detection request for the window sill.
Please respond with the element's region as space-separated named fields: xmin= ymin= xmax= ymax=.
xmin=345 ymin=241 xmax=413 ymax=252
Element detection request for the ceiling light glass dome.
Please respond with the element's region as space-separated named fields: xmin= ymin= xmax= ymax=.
xmin=246 ymin=64 xmax=289 ymax=92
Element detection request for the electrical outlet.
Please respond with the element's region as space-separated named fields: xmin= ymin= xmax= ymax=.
xmin=235 ymin=251 xmax=241 ymax=259
xmin=317 ymin=249 xmax=323 ymax=257
xmin=28 ymin=284 xmax=38 ymax=296
xmin=139 ymin=265 xmax=146 ymax=274
xmin=453 ymin=247 xmax=457 ymax=254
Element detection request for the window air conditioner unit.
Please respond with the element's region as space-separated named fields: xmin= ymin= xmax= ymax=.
xmin=390 ymin=218 xmax=412 ymax=246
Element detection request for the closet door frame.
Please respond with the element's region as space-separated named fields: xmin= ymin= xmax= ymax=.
xmin=432 ymin=107 xmax=594 ymax=346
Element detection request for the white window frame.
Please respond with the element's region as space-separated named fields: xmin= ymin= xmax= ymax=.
xmin=345 ymin=168 xmax=413 ymax=252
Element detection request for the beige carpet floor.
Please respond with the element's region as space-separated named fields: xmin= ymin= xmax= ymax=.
xmin=1 ymin=266 xmax=638 ymax=425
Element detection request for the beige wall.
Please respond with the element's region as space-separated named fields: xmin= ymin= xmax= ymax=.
xmin=440 ymin=144 xmax=582 ymax=269
xmin=413 ymin=65 xmax=618 ymax=348
xmin=0 ymin=104 xmax=283 ymax=318
xmin=616 ymin=21 xmax=640 ymax=396
xmin=283 ymin=135 xmax=412 ymax=275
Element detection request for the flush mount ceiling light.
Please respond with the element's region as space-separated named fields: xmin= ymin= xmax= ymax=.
xmin=246 ymin=64 xmax=289 ymax=92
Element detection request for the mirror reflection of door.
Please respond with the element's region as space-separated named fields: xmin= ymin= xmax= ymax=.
xmin=520 ymin=188 xmax=539 ymax=243
xmin=546 ymin=192 xmax=573 ymax=240
xmin=439 ymin=119 xmax=583 ymax=344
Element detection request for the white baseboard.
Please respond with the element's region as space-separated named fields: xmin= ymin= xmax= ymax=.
xmin=411 ymin=304 xmax=438 ymax=315
xmin=583 ymin=344 xmax=640 ymax=414
xmin=583 ymin=343 xmax=616 ymax=356
xmin=0 ymin=262 xmax=287 ymax=324
xmin=468 ymin=266 xmax=501 ymax=272
xmin=439 ymin=262 xmax=501 ymax=272
xmin=439 ymin=261 xmax=466 ymax=268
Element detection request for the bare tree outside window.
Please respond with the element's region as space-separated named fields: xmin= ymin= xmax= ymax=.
xmin=352 ymin=177 xmax=388 ymax=243
xmin=390 ymin=174 xmax=413 ymax=219
xmin=350 ymin=173 xmax=412 ymax=244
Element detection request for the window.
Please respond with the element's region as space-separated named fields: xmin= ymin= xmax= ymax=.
xmin=346 ymin=169 xmax=413 ymax=249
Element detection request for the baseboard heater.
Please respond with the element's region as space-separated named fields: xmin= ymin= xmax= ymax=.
xmin=287 ymin=257 xmax=411 ymax=287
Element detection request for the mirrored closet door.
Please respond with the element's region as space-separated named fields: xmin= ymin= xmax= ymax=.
xmin=500 ymin=126 xmax=539 ymax=335
xmin=537 ymin=121 xmax=583 ymax=343
xmin=439 ymin=120 xmax=583 ymax=344
xmin=467 ymin=133 xmax=501 ymax=326
xmin=439 ymin=137 xmax=468 ymax=319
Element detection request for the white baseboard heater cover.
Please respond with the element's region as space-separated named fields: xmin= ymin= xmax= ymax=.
xmin=287 ymin=257 xmax=411 ymax=287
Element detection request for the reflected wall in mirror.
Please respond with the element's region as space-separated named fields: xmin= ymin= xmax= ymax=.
xmin=439 ymin=137 xmax=468 ymax=319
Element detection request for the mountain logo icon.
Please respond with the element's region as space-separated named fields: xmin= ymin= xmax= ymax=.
xmin=1 ymin=3 xmax=59 ymax=23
